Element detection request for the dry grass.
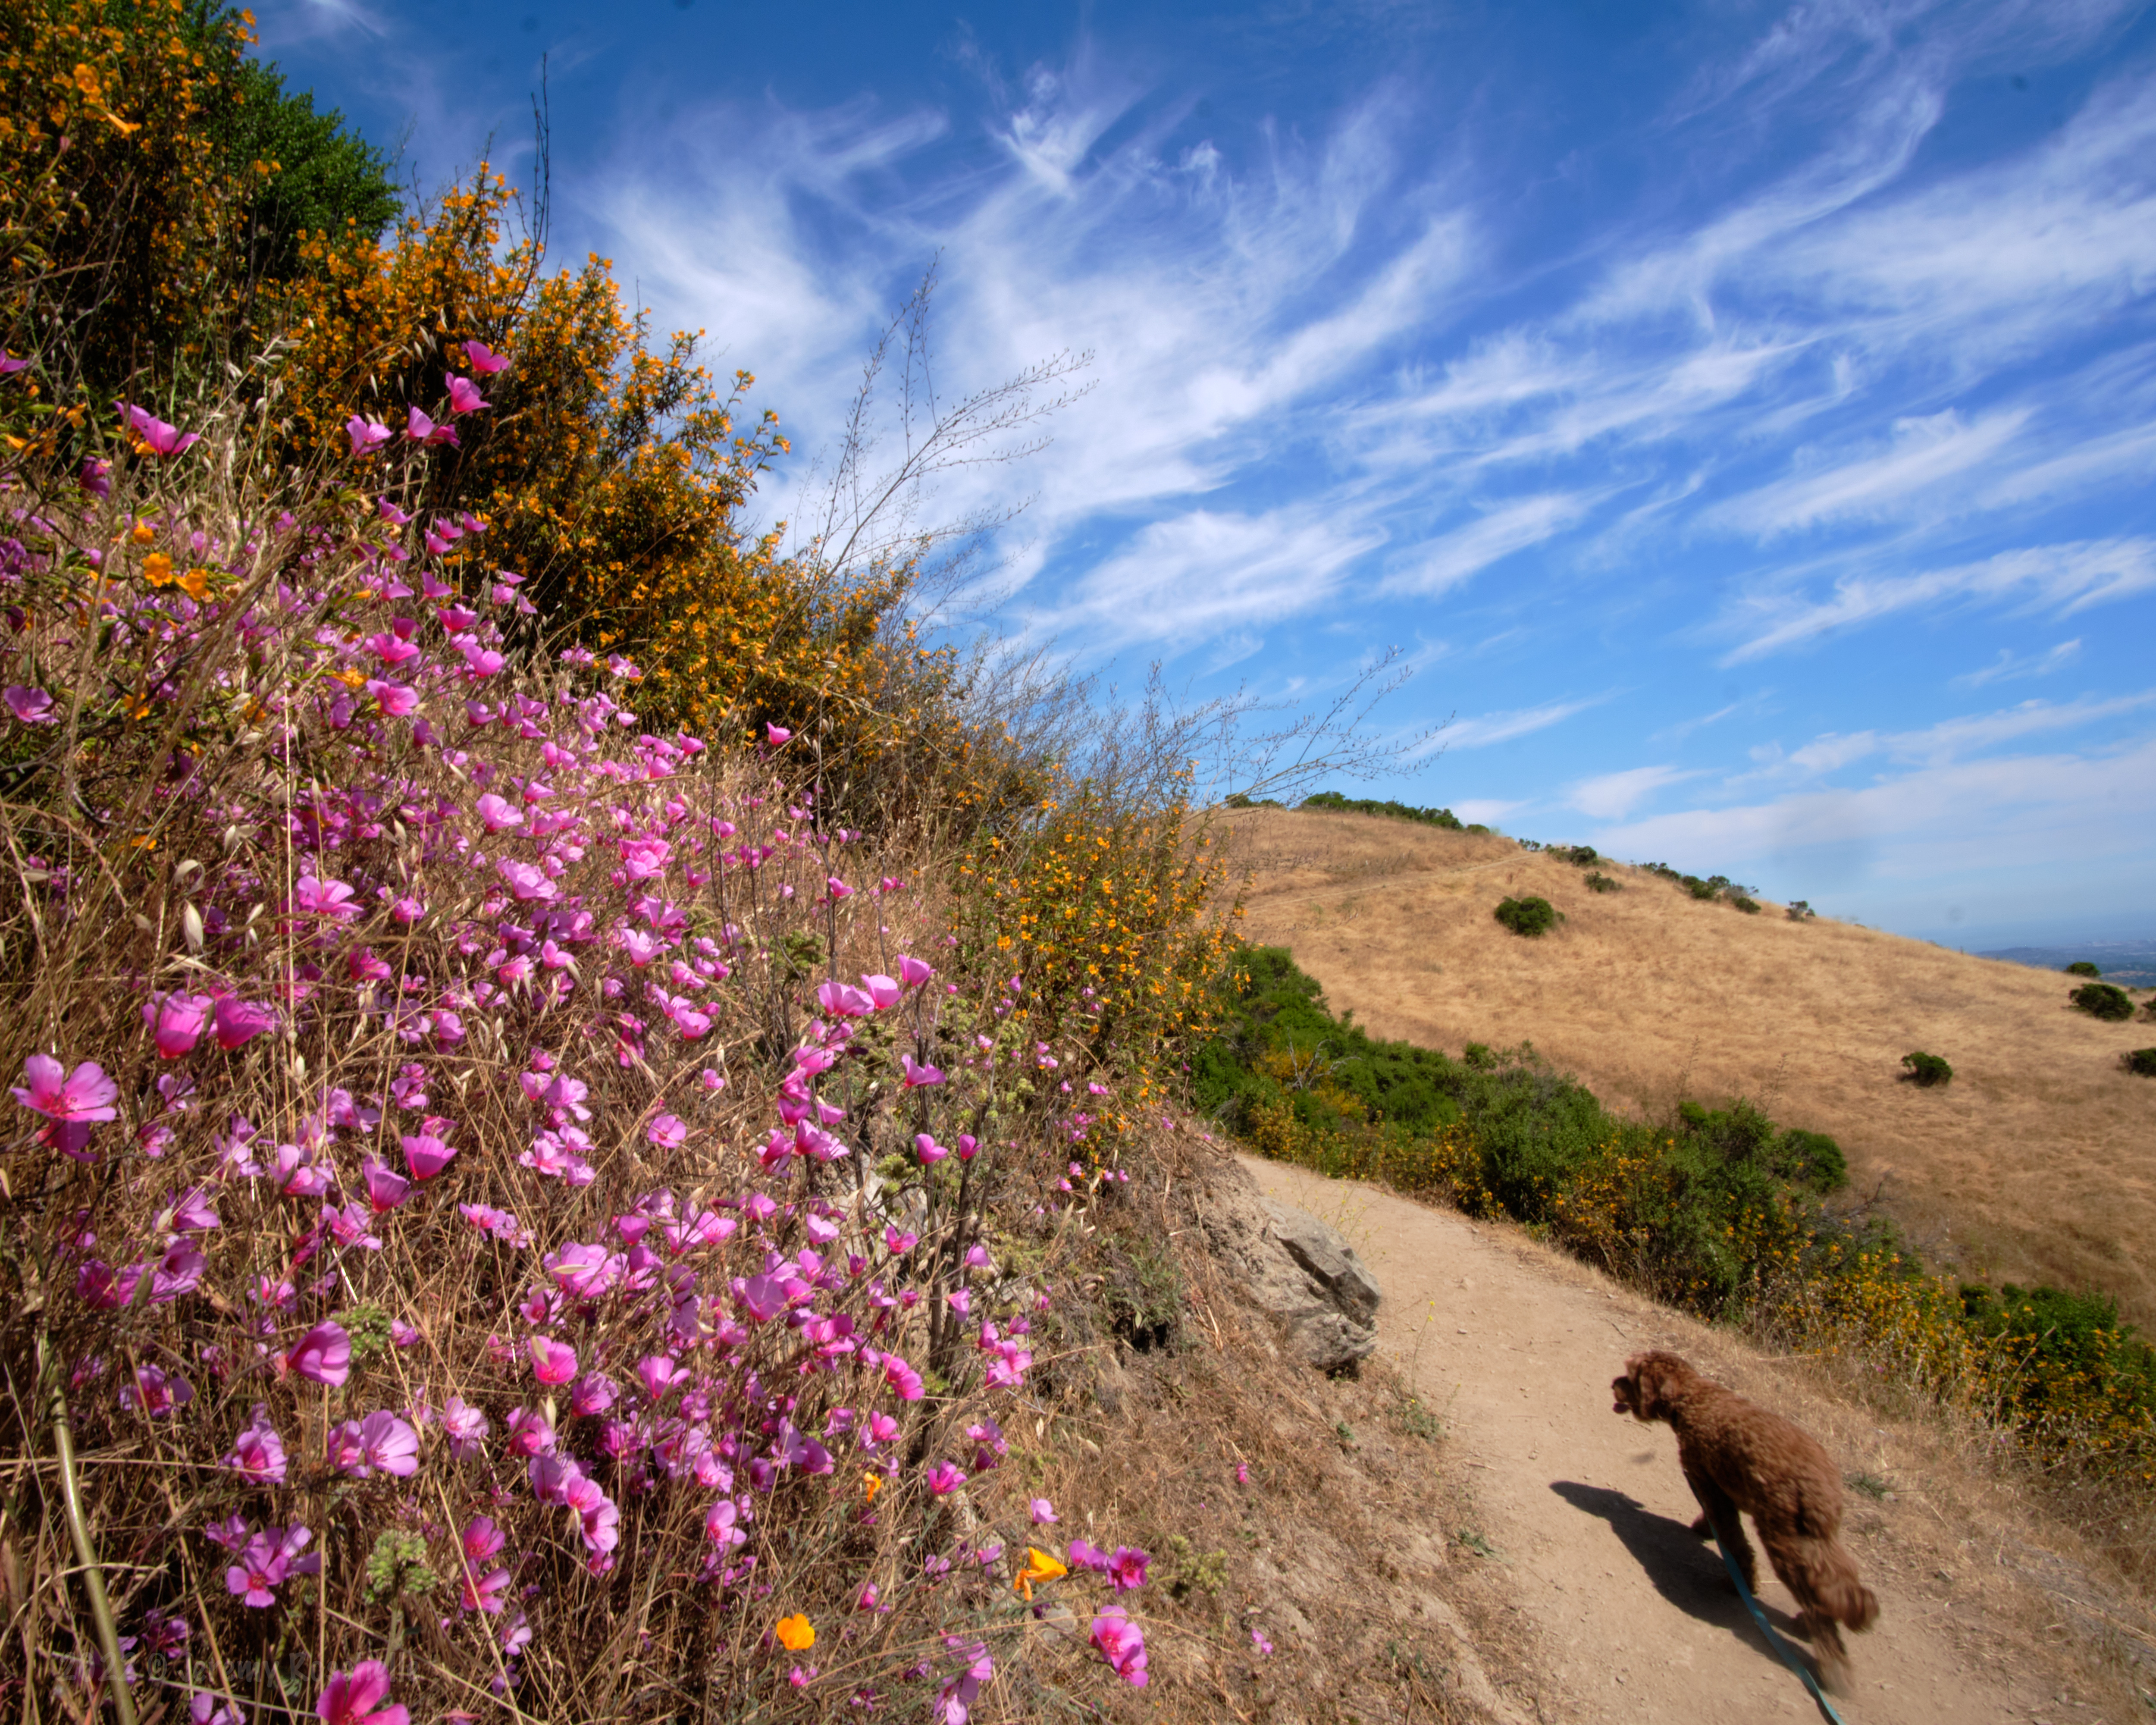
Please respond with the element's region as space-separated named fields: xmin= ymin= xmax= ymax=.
xmin=1011 ymin=1143 xmax=1532 ymax=1725
xmin=1225 ymin=808 xmax=2156 ymax=1325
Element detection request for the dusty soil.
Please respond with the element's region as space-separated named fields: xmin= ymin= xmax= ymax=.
xmin=1224 ymin=807 xmax=2156 ymax=1324
xmin=1244 ymin=1153 xmax=2155 ymax=1724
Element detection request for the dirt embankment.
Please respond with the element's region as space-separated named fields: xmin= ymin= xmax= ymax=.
xmin=1224 ymin=807 xmax=2156 ymax=1325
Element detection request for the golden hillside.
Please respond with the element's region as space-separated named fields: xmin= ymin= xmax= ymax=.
xmin=1225 ymin=806 xmax=2156 ymax=1324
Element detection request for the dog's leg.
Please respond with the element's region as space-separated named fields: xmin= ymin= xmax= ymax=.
xmin=1762 ymin=1528 xmax=1868 ymax=1692
xmin=1682 ymin=1459 xmax=1757 ymax=1591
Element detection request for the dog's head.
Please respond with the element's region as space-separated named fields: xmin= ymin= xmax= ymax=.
xmin=1611 ymin=1350 xmax=1693 ymax=1423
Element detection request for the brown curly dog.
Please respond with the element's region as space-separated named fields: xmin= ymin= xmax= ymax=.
xmin=1613 ymin=1349 xmax=1879 ymax=1685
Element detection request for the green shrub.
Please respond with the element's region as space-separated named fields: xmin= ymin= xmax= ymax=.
xmin=1464 ymin=823 xmax=1492 ymax=834
xmin=1583 ymin=871 xmax=1620 ymax=894
xmin=1297 ymin=791 xmax=1463 ymax=830
xmin=2071 ymin=982 xmax=2134 ymax=1022
xmin=1786 ymin=900 xmax=1815 ymax=920
xmin=1494 ymin=895 xmax=1557 ymax=938
xmin=1901 ymin=1051 xmax=1953 ymax=1087
xmin=1554 ymin=844 xmax=1599 ymax=866
xmin=1728 ymin=894 xmax=1763 ymax=915
xmin=1676 ymin=1101 xmax=1849 ymax=1193
xmin=2124 ymin=1049 xmax=2156 ymax=1078
xmin=1958 ymin=1283 xmax=2156 ymax=1433
xmin=2066 ymin=960 xmax=2102 ymax=977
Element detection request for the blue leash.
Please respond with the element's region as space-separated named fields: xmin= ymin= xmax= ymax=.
xmin=1707 ymin=1513 xmax=1849 ymax=1725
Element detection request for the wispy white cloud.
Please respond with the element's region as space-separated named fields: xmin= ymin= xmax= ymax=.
xmin=1383 ymin=492 xmax=1603 ymax=596
xmin=1433 ymin=698 xmax=1602 ymax=752
xmin=1732 ymin=690 xmax=2155 ymax=786
xmin=1567 ymin=764 xmax=1704 ymax=820
xmin=1952 ymin=639 xmax=2082 ymax=688
xmin=1718 ymin=539 xmax=2156 ymax=662
xmin=1592 ymin=733 xmax=2156 ymax=885
xmin=1015 ymin=507 xmax=1385 ymax=648
xmin=1883 ymin=690 xmax=2156 ymax=763
xmin=1708 ymin=408 xmax=2031 ymax=537
xmin=1451 ymin=798 xmax=1526 ymax=826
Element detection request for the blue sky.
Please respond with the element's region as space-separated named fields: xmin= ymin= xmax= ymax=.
xmin=258 ymin=0 xmax=2156 ymax=949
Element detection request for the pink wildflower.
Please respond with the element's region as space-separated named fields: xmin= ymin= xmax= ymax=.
xmin=1107 ymin=1546 xmax=1150 ymax=1592
xmin=122 ymin=1364 xmax=195 ymax=1418
xmin=285 ymin=1321 xmax=351 ymax=1387
xmin=925 ymin=1461 xmax=966 ymax=1496
xmin=225 ymin=1404 xmax=288 ymax=1483
xmin=915 ymin=1133 xmax=949 ymax=1165
xmin=4 ymin=685 xmax=54 ymax=724
xmin=529 ymin=1336 xmax=578 ymax=1385
xmin=402 ymin=1131 xmax=456 ymax=1180
xmin=213 ymin=995 xmax=276 ymax=1050
xmin=444 ymin=1397 xmax=490 ymax=1460
xmin=12 ymin=1054 xmax=119 ymax=1158
xmin=464 ymin=340 xmax=509 ymax=373
xmin=363 ymin=1157 xmax=410 ymax=1214
xmin=647 ymin=1113 xmax=688 ymax=1150
xmin=226 ymin=1525 xmax=314 ymax=1608
xmin=900 ymin=1054 xmax=943 ymax=1089
xmin=404 ymin=405 xmax=458 ymax=448
xmin=345 ymin=414 xmax=392 ymax=456
xmin=358 ymin=1411 xmax=420 ymax=1477
xmin=1090 ymin=1606 xmax=1148 ymax=1687
xmin=898 ymin=955 xmax=934 ymax=988
xmin=314 ymin=1659 xmax=409 ymax=1725
xmin=120 ymin=403 xmax=201 ymax=457
xmin=445 ymin=373 xmax=490 ymax=414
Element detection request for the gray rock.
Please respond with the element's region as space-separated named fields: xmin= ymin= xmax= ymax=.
xmin=1262 ymin=1197 xmax=1382 ymax=1325
xmin=1199 ymin=1161 xmax=1381 ymax=1371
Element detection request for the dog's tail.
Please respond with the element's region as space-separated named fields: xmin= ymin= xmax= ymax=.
xmin=1796 ymin=1537 xmax=1880 ymax=1633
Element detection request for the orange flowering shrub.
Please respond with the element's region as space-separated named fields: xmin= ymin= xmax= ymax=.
xmin=273 ymin=172 xmax=956 ymax=769
xmin=949 ymin=773 xmax=1236 ymax=1148
xmin=0 ymin=0 xmax=395 ymax=417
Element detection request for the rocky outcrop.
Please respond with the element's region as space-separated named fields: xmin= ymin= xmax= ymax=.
xmin=1199 ymin=1159 xmax=1381 ymax=1371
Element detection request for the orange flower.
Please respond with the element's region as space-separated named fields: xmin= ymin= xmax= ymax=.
xmin=773 ymin=1614 xmax=815 ymax=1652
xmin=861 ymin=1472 xmax=881 ymax=1504
xmin=1012 ymin=1546 xmax=1067 ymax=1601
xmin=142 ymin=552 xmax=175 ymax=587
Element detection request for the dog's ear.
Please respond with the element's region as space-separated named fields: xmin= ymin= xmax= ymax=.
xmin=1625 ymin=1352 xmax=1681 ymax=1420
xmin=1612 ymin=1354 xmax=1648 ymax=1418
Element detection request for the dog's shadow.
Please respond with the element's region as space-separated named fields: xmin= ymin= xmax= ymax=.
xmin=1549 ymin=1481 xmax=1824 ymax=1673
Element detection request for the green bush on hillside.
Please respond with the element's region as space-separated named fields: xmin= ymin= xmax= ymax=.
xmin=1901 ymin=1051 xmax=1953 ymax=1088
xmin=1554 ymin=844 xmax=1598 ymax=866
xmin=1959 ymin=1284 xmax=2156 ymax=1431
xmin=1494 ymin=895 xmax=1557 ymax=937
xmin=1728 ymin=894 xmax=1763 ymax=915
xmin=2065 ymin=960 xmax=2101 ymax=977
xmin=1674 ymin=1100 xmax=1849 ymax=1194
xmin=2124 ymin=1049 xmax=2156 ymax=1078
xmin=1787 ymin=900 xmax=1816 ymax=921
xmin=2071 ymin=982 xmax=2134 ymax=1022
xmin=1583 ymin=871 xmax=1620 ymax=894
xmin=1297 ymin=791 xmax=1464 ymax=830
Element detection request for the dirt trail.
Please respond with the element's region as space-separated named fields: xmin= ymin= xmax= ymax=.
xmin=1241 ymin=1155 xmax=2133 ymax=1724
